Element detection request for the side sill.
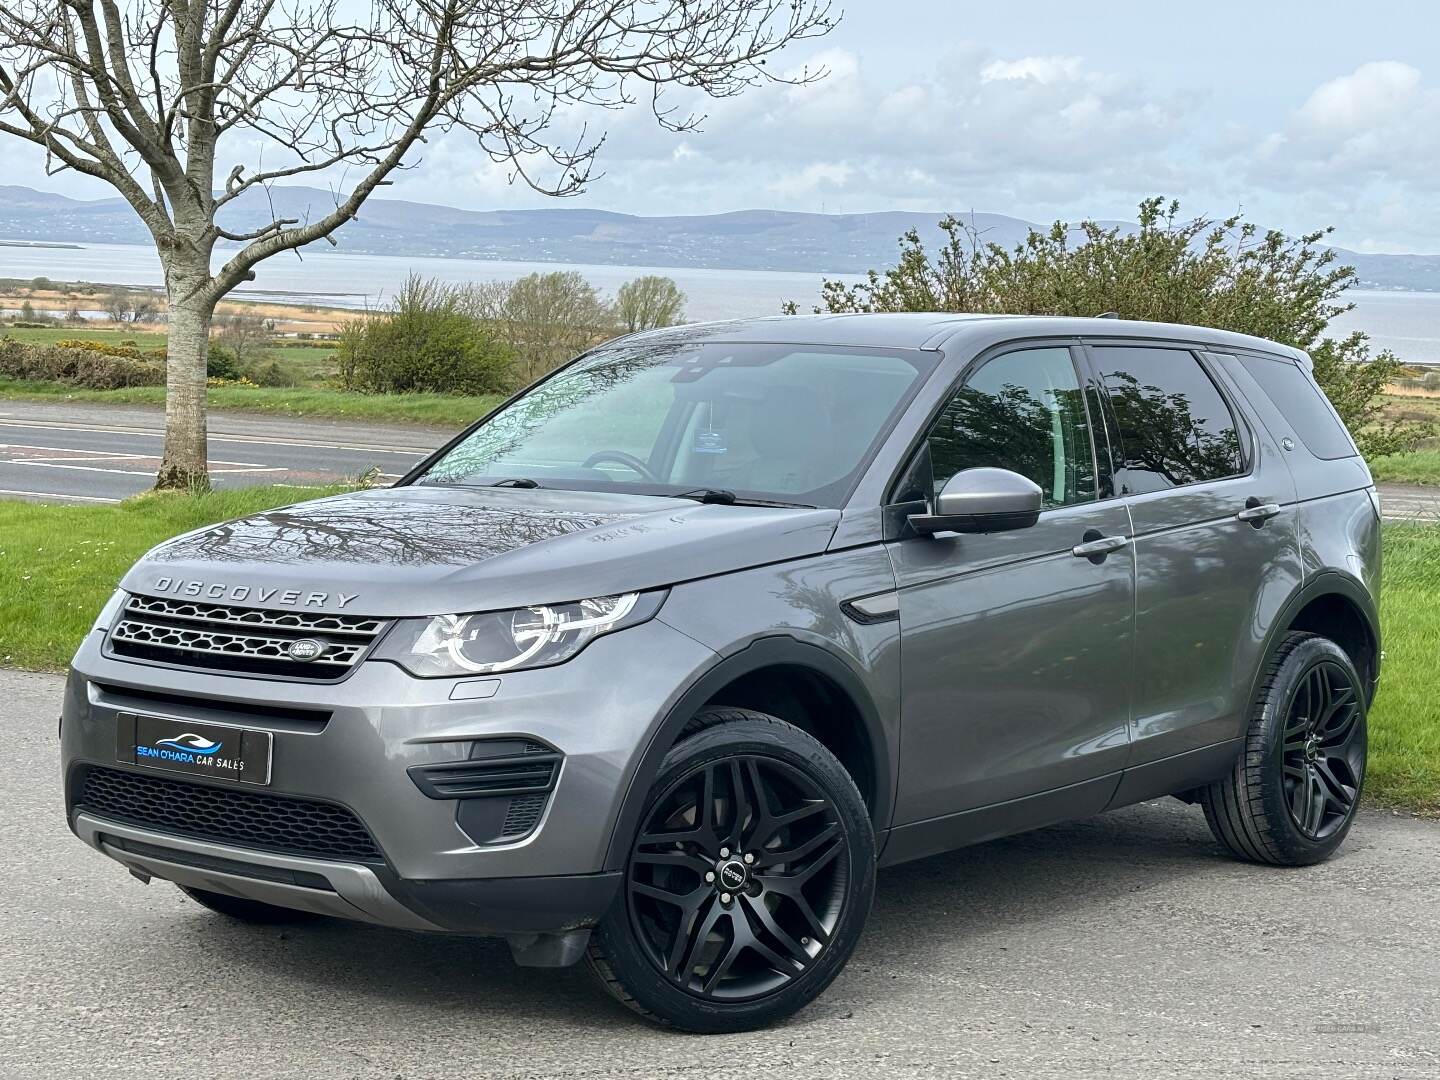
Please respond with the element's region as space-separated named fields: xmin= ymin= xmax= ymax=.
xmin=1104 ymin=739 xmax=1245 ymax=811
xmin=879 ymin=773 xmax=1122 ymax=868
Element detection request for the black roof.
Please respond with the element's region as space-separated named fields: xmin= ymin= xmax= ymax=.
xmin=617 ymin=313 xmax=1308 ymax=362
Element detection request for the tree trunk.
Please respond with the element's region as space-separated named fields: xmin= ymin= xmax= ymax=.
xmin=156 ymin=269 xmax=214 ymax=490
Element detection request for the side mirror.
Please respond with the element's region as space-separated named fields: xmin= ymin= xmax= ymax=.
xmin=908 ymin=467 xmax=1043 ymax=536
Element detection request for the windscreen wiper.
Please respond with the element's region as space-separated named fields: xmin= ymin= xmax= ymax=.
xmin=675 ymin=488 xmax=816 ymax=509
xmin=489 ymin=478 xmax=542 ymax=488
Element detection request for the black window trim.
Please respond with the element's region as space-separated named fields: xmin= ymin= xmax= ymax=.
xmin=882 ymin=337 xmax=1109 ymax=513
xmin=1076 ymin=339 xmax=1258 ymax=495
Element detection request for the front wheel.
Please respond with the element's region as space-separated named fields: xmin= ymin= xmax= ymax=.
xmin=587 ymin=708 xmax=875 ymax=1032
xmin=1200 ymin=632 xmax=1368 ymax=866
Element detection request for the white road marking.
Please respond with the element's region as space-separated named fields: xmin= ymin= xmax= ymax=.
xmin=0 ymin=488 xmax=119 ymax=503
xmin=1 ymin=441 xmax=283 ymax=469
xmin=0 ymin=418 xmax=431 ymax=456
xmin=26 ymin=454 xmax=150 ymax=463
xmin=6 ymin=461 xmax=159 ymax=477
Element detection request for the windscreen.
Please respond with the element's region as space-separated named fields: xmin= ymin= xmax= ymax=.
xmin=416 ymin=341 xmax=934 ymax=507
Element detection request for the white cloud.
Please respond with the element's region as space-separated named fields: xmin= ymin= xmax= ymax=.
xmin=1296 ymin=61 xmax=1421 ymax=136
xmin=483 ymin=44 xmax=1190 ymax=219
xmin=980 ymin=56 xmax=1084 ymax=84
xmin=1222 ymin=60 xmax=1440 ymax=249
xmin=1245 ymin=61 xmax=1440 ymax=184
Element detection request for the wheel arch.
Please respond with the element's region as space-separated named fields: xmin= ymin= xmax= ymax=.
xmin=1259 ymin=572 xmax=1381 ymax=709
xmin=602 ymin=636 xmax=893 ymax=871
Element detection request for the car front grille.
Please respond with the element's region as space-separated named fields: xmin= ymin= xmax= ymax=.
xmin=75 ymin=765 xmax=384 ymax=863
xmin=108 ymin=594 xmax=388 ymax=680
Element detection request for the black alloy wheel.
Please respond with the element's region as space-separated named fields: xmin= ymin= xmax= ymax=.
xmin=1280 ymin=659 xmax=1364 ymax=840
xmin=586 ymin=709 xmax=874 ymax=1032
xmin=1201 ymin=632 xmax=1368 ymax=866
xmin=627 ymin=752 xmax=846 ymax=1001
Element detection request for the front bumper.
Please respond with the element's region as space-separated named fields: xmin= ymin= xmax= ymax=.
xmin=61 ymin=616 xmax=717 ymax=934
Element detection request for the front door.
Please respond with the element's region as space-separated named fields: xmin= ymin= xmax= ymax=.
xmin=887 ymin=345 xmax=1135 ymax=855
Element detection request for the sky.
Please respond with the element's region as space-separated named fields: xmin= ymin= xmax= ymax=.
xmin=11 ymin=0 xmax=1440 ymax=253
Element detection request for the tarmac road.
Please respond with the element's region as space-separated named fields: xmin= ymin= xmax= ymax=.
xmin=0 ymin=399 xmax=442 ymax=502
xmin=3 ymin=667 xmax=1437 ymax=1079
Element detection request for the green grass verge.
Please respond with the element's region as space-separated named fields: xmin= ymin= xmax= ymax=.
xmin=0 ymin=377 xmax=500 ymax=428
xmin=0 ymin=486 xmax=353 ymax=671
xmin=1369 ymin=449 xmax=1440 ymax=487
xmin=0 ymin=490 xmax=1437 ymax=814
xmin=1366 ymin=524 xmax=1440 ymax=813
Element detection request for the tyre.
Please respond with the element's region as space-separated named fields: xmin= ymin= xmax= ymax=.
xmin=586 ymin=708 xmax=875 ymax=1032
xmin=1200 ymin=632 xmax=1367 ymax=866
xmin=178 ymin=885 xmax=324 ymax=925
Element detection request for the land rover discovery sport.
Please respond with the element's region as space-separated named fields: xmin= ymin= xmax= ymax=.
xmin=61 ymin=314 xmax=1381 ymax=1032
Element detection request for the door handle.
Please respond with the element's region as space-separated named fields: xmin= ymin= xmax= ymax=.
xmin=1236 ymin=500 xmax=1282 ymax=525
xmin=1072 ymin=532 xmax=1130 ymax=561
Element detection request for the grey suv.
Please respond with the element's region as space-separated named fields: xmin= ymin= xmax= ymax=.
xmin=61 ymin=314 xmax=1380 ymax=1032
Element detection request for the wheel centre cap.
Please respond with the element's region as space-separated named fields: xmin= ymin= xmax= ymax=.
xmin=716 ymin=858 xmax=749 ymax=892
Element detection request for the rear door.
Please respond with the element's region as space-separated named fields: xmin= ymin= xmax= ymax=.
xmin=1083 ymin=343 xmax=1301 ymax=763
xmin=887 ymin=344 xmax=1135 ymax=845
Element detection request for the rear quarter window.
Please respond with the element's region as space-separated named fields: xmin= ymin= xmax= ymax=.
xmin=1241 ymin=354 xmax=1358 ymax=460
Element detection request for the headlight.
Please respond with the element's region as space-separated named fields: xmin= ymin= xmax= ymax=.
xmin=377 ymin=591 xmax=664 ymax=678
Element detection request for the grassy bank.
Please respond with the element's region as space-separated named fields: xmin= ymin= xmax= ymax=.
xmin=0 ymin=377 xmax=500 ymax=428
xmin=1369 ymin=449 xmax=1440 ymax=487
xmin=0 ymin=490 xmax=1436 ymax=814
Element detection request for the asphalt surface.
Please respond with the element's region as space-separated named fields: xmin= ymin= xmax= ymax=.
xmin=0 ymin=400 xmax=444 ymax=502
xmin=3 ymin=668 xmax=1438 ymax=1078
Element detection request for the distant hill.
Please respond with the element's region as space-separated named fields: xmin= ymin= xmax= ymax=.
xmin=1 ymin=184 xmax=1436 ymax=290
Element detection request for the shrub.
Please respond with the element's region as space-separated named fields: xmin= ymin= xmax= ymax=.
xmin=246 ymin=359 xmax=300 ymax=387
xmin=206 ymin=344 xmax=243 ymax=380
xmin=789 ymin=197 xmax=1431 ymax=459
xmin=340 ymin=275 xmax=514 ymax=395
xmin=0 ymin=338 xmax=163 ymax=388
xmin=53 ymin=338 xmax=148 ymax=359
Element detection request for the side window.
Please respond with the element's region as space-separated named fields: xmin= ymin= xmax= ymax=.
xmin=925 ymin=347 xmax=1097 ymax=509
xmin=1093 ymin=347 xmax=1244 ymax=495
xmin=1240 ymin=353 xmax=1358 ymax=460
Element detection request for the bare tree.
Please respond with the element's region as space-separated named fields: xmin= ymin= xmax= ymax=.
xmin=615 ymin=274 xmax=686 ymax=332
xmin=487 ymin=270 xmax=612 ymax=383
xmin=0 ymin=1 xmax=835 ymax=487
xmin=101 ymin=286 xmax=162 ymax=324
xmin=214 ymin=312 xmax=273 ymax=366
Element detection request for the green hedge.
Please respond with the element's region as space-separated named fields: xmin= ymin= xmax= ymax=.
xmin=0 ymin=337 xmax=163 ymax=389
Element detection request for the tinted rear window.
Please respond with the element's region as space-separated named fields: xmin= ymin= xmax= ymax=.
xmin=1241 ymin=354 xmax=1358 ymax=460
xmin=1092 ymin=346 xmax=1245 ymax=494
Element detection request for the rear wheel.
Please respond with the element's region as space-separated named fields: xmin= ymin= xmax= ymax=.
xmin=1200 ymin=632 xmax=1367 ymax=866
xmin=587 ymin=708 xmax=875 ymax=1032
xmin=178 ymin=885 xmax=324 ymax=925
